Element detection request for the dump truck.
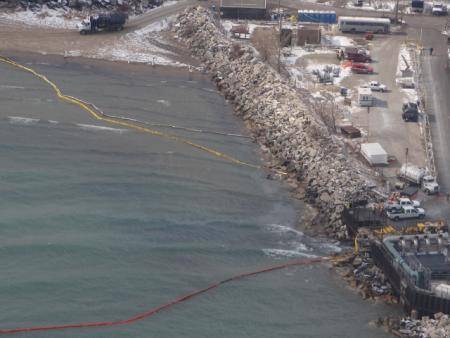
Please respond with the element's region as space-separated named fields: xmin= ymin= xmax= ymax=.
xmin=398 ymin=163 xmax=440 ymax=194
xmin=78 ymin=12 xmax=127 ymax=35
xmin=402 ymin=102 xmax=419 ymax=122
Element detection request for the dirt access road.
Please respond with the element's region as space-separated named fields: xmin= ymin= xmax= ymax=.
xmin=0 ymin=0 xmax=195 ymax=57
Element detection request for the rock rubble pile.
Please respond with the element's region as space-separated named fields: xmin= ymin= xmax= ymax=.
xmin=333 ymin=254 xmax=396 ymax=301
xmin=173 ymin=7 xmax=370 ymax=238
xmin=376 ymin=313 xmax=450 ymax=337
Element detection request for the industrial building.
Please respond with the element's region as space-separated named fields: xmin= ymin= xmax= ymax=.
xmin=219 ymin=0 xmax=267 ymax=19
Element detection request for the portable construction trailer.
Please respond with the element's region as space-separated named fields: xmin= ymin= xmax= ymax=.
xmin=361 ymin=143 xmax=388 ymax=165
xmin=358 ymin=87 xmax=373 ymax=107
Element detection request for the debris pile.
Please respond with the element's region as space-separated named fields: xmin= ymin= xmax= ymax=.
xmin=333 ymin=254 xmax=395 ymax=301
xmin=173 ymin=6 xmax=370 ymax=238
xmin=375 ymin=313 xmax=450 ymax=337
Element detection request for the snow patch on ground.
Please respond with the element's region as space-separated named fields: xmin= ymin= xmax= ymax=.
xmin=396 ymin=44 xmax=414 ymax=77
xmin=401 ymin=88 xmax=419 ymax=103
xmin=283 ymin=46 xmax=335 ymax=65
xmin=91 ymin=16 xmax=184 ymax=66
xmin=0 ymin=1 xmax=179 ymax=29
xmin=133 ymin=17 xmax=171 ymax=35
xmin=0 ymin=6 xmax=81 ymax=29
xmin=322 ymin=35 xmax=355 ymax=47
xmin=221 ymin=20 xmax=285 ymax=37
xmin=346 ymin=0 xmax=395 ymax=11
xmin=395 ymin=45 xmax=418 ymax=104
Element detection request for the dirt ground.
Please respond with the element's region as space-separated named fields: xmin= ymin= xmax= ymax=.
xmin=0 ymin=0 xmax=196 ymax=63
xmin=0 ymin=23 xmax=117 ymax=55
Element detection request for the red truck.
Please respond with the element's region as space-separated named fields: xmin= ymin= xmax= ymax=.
xmin=351 ymin=63 xmax=374 ymax=74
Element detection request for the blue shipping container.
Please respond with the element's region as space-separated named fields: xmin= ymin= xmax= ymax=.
xmin=298 ymin=10 xmax=336 ymax=24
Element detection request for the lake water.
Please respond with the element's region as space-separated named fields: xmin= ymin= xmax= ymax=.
xmin=0 ymin=55 xmax=400 ymax=337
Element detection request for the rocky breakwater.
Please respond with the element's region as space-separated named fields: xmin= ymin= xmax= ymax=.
xmin=172 ymin=7 xmax=370 ymax=238
xmin=375 ymin=313 xmax=450 ymax=337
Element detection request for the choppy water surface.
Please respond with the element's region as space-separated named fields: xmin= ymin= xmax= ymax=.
xmin=0 ymin=56 xmax=400 ymax=337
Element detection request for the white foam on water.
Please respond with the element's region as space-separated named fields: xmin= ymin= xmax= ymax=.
xmin=156 ymin=99 xmax=171 ymax=107
xmin=294 ymin=242 xmax=312 ymax=252
xmin=202 ymin=88 xmax=217 ymax=93
xmin=48 ymin=120 xmax=59 ymax=124
xmin=319 ymin=242 xmax=342 ymax=253
xmin=266 ymin=223 xmax=304 ymax=237
xmin=262 ymin=248 xmax=318 ymax=259
xmin=0 ymin=85 xmax=26 ymax=90
xmin=76 ymin=124 xmax=128 ymax=134
xmin=8 ymin=116 xmax=40 ymax=125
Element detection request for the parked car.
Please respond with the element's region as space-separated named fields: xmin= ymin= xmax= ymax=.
xmin=402 ymin=102 xmax=419 ymax=122
xmin=351 ymin=63 xmax=374 ymax=74
xmin=368 ymin=81 xmax=387 ymax=92
xmin=364 ymin=31 xmax=374 ymax=40
xmin=387 ymin=206 xmax=426 ymax=221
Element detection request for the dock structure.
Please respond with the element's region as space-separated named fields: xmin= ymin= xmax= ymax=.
xmin=343 ymin=205 xmax=450 ymax=316
xmin=371 ymin=233 xmax=450 ymax=316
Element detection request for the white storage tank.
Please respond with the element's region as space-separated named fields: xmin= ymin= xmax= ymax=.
xmin=361 ymin=143 xmax=388 ymax=165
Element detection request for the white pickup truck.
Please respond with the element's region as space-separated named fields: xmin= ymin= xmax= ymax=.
xmin=385 ymin=198 xmax=420 ymax=212
xmin=387 ymin=206 xmax=425 ymax=221
xmin=361 ymin=81 xmax=388 ymax=92
xmin=368 ymin=81 xmax=387 ymax=92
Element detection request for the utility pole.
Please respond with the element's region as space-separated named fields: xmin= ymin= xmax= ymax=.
xmin=395 ymin=0 xmax=400 ymax=23
xmin=277 ymin=0 xmax=282 ymax=73
xmin=367 ymin=106 xmax=370 ymax=142
xmin=405 ymin=147 xmax=409 ymax=172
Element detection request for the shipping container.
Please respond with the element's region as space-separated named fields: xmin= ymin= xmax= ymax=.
xmin=298 ymin=10 xmax=337 ymax=24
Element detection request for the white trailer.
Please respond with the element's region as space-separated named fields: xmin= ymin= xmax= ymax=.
xmin=361 ymin=143 xmax=388 ymax=165
xmin=358 ymin=87 xmax=373 ymax=107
